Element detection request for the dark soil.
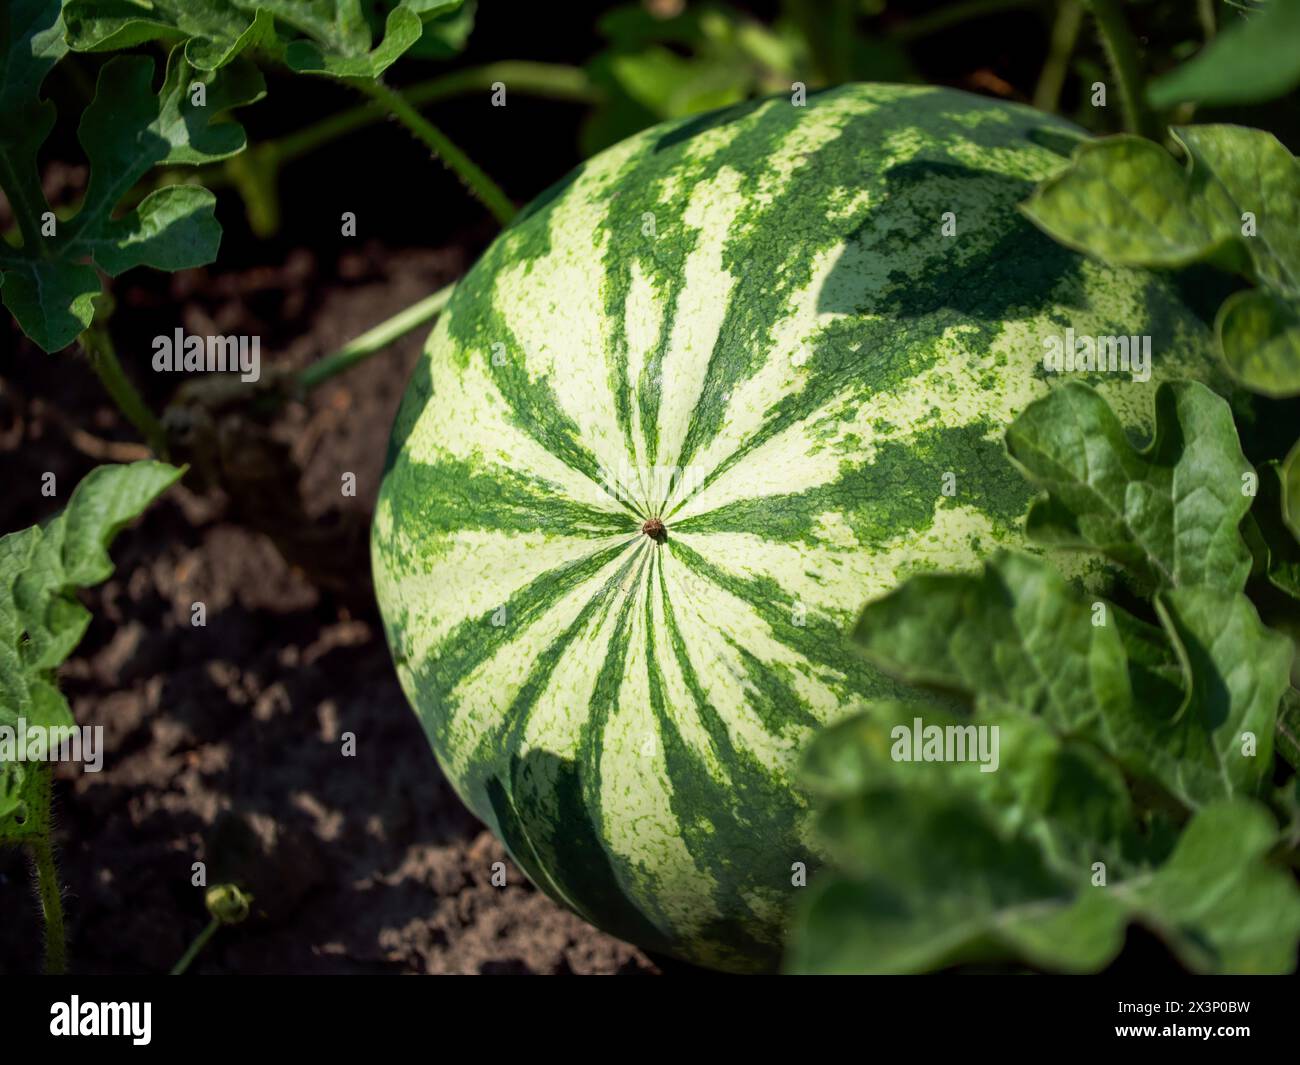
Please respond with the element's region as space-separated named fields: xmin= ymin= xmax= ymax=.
xmin=0 ymin=242 xmax=657 ymax=975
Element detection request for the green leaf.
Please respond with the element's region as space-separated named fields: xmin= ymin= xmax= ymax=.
xmin=63 ymin=0 xmax=279 ymax=71
xmin=1149 ymin=586 xmax=1291 ymax=801
xmin=581 ymin=3 xmax=806 ymax=153
xmin=1022 ymin=125 xmax=1300 ymax=397
xmin=281 ymin=4 xmax=424 ymax=78
xmin=1006 ymin=380 xmax=1254 ymax=592
xmin=80 ymin=185 xmax=219 ymax=275
xmin=66 ymin=0 xmax=468 ymax=78
xmin=0 ymin=0 xmax=67 ymax=257
xmin=789 ymin=707 xmax=1300 ymax=973
xmin=1174 ymin=126 xmax=1300 ymax=298
xmin=851 ymin=552 xmax=1131 ymax=738
xmin=0 ymin=260 xmax=101 ymax=355
xmin=1148 ymin=1 xmax=1300 ymax=108
xmin=403 ymin=0 xmax=475 ymax=61
xmin=0 ymin=43 xmax=262 ymax=351
xmin=800 ymin=703 xmax=1137 ymax=870
xmin=608 ymin=46 xmax=751 ymax=118
xmin=0 ymin=0 xmax=67 ymax=106
xmin=1022 ymin=126 xmax=1300 ymax=297
xmin=790 ymin=702 xmax=1136 ymax=974
xmin=788 ymin=790 xmax=1128 ymax=974
xmin=0 ymin=462 xmax=181 ymax=841
xmin=1216 ymin=288 xmax=1300 ymax=397
xmin=1021 ymin=135 xmax=1244 ymax=275
xmin=853 ymin=552 xmax=1288 ymax=809
xmin=1120 ymin=800 xmax=1300 ymax=974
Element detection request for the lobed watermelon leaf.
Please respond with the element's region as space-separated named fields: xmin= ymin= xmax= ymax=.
xmin=852 ymin=551 xmax=1290 ymax=810
xmin=1022 ymin=126 xmax=1300 ymax=293
xmin=1006 ymin=380 xmax=1255 ymax=593
xmin=0 ymin=1 xmax=263 ymax=352
xmin=0 ymin=462 xmax=182 ymax=841
xmin=63 ymin=0 xmax=471 ymax=78
xmin=1145 ymin=586 xmax=1292 ymax=806
xmin=275 ymin=1 xmax=424 ymax=79
xmin=62 ymin=0 xmax=278 ymax=71
xmin=1021 ymin=126 xmax=1300 ymax=395
xmin=799 ymin=703 xmax=1139 ymax=873
xmin=790 ymin=704 xmax=1300 ymax=976
xmin=823 ymin=353 xmax=1300 ymax=973
xmin=851 ymin=552 xmax=1130 ymax=737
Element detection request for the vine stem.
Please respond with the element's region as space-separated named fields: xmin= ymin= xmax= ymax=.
xmin=347 ymin=77 xmax=515 ymax=226
xmin=274 ymin=62 xmax=597 ymax=169
xmin=1197 ymin=0 xmax=1216 ymax=40
xmin=297 ymin=282 xmax=456 ymax=393
xmin=1034 ymin=0 xmax=1084 ymax=113
xmin=135 ymin=63 xmax=594 ymax=231
xmin=79 ymin=323 xmax=169 ymax=459
xmin=1082 ymin=0 xmax=1160 ymax=139
xmin=32 ymin=837 xmax=67 ymax=974
xmin=171 ymin=918 xmax=219 ymax=976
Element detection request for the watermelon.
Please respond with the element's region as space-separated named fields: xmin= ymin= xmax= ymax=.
xmin=371 ymin=84 xmax=1218 ymax=972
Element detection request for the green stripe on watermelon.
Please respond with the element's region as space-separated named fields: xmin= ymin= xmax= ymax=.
xmin=373 ymin=83 xmax=1223 ymax=972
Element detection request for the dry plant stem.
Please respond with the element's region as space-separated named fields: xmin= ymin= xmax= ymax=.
xmin=298 ymin=282 xmax=456 ymax=393
xmin=32 ymin=838 xmax=66 ymax=974
xmin=171 ymin=918 xmax=219 ymax=975
xmin=1034 ymin=0 xmax=1084 ymax=112
xmin=1082 ymin=0 xmax=1160 ymax=139
xmin=347 ymin=77 xmax=515 ymax=226
xmin=80 ymin=323 xmax=169 ymax=459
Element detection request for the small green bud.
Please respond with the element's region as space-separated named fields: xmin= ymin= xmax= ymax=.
xmin=205 ymin=884 xmax=253 ymax=925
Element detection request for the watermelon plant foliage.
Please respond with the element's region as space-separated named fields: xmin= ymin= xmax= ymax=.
xmin=62 ymin=0 xmax=471 ymax=78
xmin=1005 ymin=380 xmax=1255 ymax=592
xmin=790 ymin=705 xmax=1300 ymax=975
xmin=778 ymin=60 xmax=1300 ymax=971
xmin=2 ymin=0 xmax=500 ymax=491
xmin=1022 ymin=125 xmax=1300 ymax=398
xmin=2 ymin=0 xmax=492 ymax=354
xmin=0 ymin=462 xmax=180 ymax=971
xmin=790 ymin=378 xmax=1300 ymax=974
xmin=0 ymin=0 xmax=263 ymax=352
xmin=1021 ymin=120 xmax=1300 ymax=600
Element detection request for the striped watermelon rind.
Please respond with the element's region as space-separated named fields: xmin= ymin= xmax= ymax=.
xmin=372 ymin=84 xmax=1219 ymax=972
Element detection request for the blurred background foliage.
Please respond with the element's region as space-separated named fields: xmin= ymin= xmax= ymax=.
xmin=576 ymin=0 xmax=1295 ymax=154
xmin=14 ymin=2 xmax=1296 ymax=252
